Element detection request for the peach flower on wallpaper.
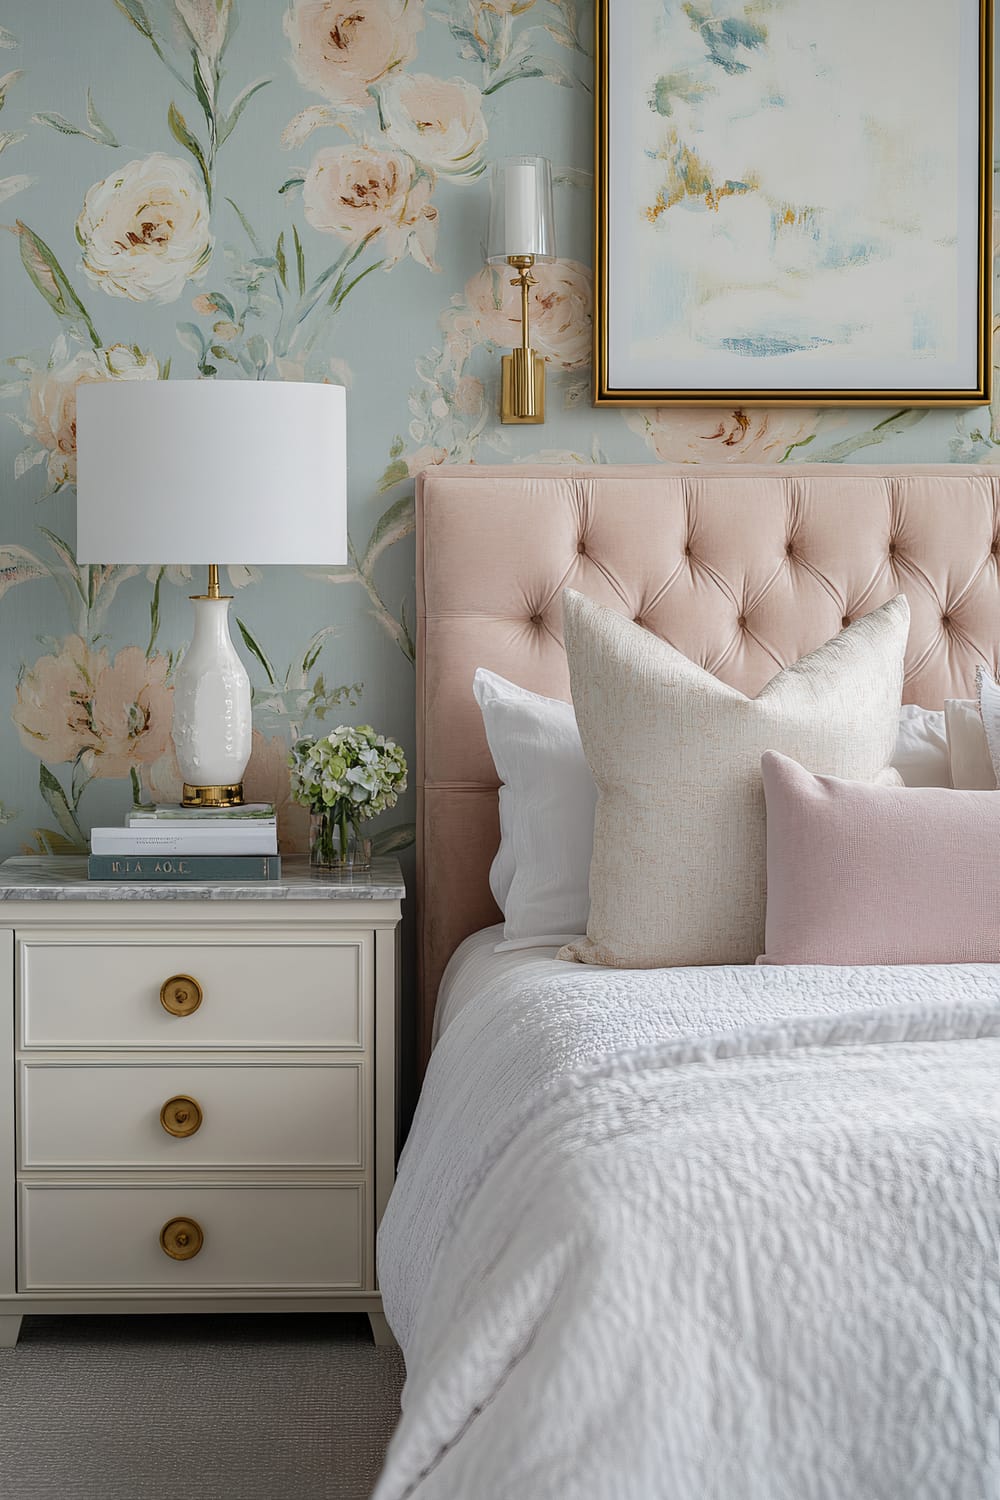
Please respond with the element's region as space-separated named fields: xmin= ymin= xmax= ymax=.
xmin=27 ymin=344 xmax=159 ymax=488
xmin=284 ymin=0 xmax=424 ymax=110
xmin=244 ymin=731 xmax=310 ymax=853
xmin=13 ymin=638 xmax=174 ymax=776
xmin=303 ymin=144 xmax=439 ymax=269
xmin=88 ymin=648 xmax=174 ymax=778
xmin=380 ymin=74 xmax=487 ymax=181
xmin=462 ymin=260 xmax=592 ymax=368
xmin=626 ymin=408 xmax=820 ymax=464
xmin=13 ymin=637 xmax=104 ymax=764
xmin=76 ymin=154 xmax=213 ymax=304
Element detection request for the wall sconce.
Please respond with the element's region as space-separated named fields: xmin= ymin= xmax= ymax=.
xmin=486 ymin=155 xmax=556 ymax=424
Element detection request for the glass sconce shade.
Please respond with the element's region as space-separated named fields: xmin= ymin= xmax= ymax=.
xmin=486 ymin=156 xmax=556 ymax=263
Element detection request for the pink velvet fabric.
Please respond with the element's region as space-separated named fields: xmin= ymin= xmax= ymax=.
xmin=760 ymin=750 xmax=1000 ymax=965
xmin=416 ymin=465 xmax=1000 ymax=1065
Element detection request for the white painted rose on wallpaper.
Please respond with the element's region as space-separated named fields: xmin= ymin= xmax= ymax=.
xmin=77 ymin=154 xmax=213 ymax=303
xmin=379 ymin=73 xmax=486 ymax=180
xmin=626 ymin=408 xmax=820 ymax=464
xmin=26 ymin=343 xmax=159 ymax=488
xmin=284 ymin=0 xmax=424 ymax=109
xmin=461 ymin=260 xmax=591 ymax=368
xmin=303 ymin=144 xmax=439 ymax=269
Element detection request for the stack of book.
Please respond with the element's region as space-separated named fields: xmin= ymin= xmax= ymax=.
xmin=88 ymin=804 xmax=281 ymax=882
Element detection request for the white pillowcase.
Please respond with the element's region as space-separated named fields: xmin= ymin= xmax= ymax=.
xmin=944 ymin=698 xmax=996 ymax=790
xmin=892 ymin=704 xmax=950 ymax=787
xmin=473 ymin=668 xmax=596 ymax=947
xmin=476 ymin=675 xmax=967 ymax=948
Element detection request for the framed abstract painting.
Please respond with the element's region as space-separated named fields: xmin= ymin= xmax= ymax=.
xmin=594 ymin=0 xmax=993 ymax=407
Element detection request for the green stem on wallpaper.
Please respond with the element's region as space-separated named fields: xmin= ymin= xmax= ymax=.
xmin=147 ymin=567 xmax=163 ymax=656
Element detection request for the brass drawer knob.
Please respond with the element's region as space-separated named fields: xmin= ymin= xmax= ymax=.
xmin=160 ymin=1217 xmax=204 ymax=1261
xmin=160 ymin=974 xmax=203 ymax=1017
xmin=160 ymin=1095 xmax=203 ymax=1138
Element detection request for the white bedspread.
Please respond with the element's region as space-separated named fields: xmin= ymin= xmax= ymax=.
xmin=375 ymin=948 xmax=1000 ymax=1499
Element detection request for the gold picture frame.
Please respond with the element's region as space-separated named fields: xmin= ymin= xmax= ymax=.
xmin=594 ymin=0 xmax=993 ymax=409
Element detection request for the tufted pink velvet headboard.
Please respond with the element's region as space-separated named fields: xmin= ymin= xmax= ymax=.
xmin=415 ymin=463 xmax=1000 ymax=1067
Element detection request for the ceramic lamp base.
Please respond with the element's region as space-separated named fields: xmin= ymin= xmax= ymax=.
xmin=182 ymin=782 xmax=245 ymax=808
xmin=172 ymin=595 xmax=253 ymax=805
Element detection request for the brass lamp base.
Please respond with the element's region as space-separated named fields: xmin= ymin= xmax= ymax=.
xmin=182 ymin=782 xmax=245 ymax=808
xmin=501 ymin=349 xmax=546 ymax=424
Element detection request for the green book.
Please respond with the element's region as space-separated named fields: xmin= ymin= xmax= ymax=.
xmin=88 ymin=854 xmax=282 ymax=882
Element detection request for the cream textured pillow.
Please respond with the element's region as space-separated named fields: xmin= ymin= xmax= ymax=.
xmin=558 ymin=589 xmax=909 ymax=968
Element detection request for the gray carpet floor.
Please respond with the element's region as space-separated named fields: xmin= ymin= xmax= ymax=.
xmin=0 ymin=1313 xmax=405 ymax=1500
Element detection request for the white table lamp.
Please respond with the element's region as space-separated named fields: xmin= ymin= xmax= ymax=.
xmin=76 ymin=379 xmax=347 ymax=807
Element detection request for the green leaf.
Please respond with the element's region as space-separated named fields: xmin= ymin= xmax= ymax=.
xmin=112 ymin=0 xmax=154 ymax=40
xmin=226 ymin=195 xmax=261 ymax=253
xmin=191 ymin=49 xmax=214 ymax=125
xmin=29 ymin=827 xmax=87 ymax=856
xmin=293 ymin=224 xmax=305 ymax=296
xmin=371 ymin=823 xmax=415 ymax=856
xmin=147 ymin=566 xmax=163 ymax=656
xmin=217 ymin=76 xmax=271 ymax=147
xmin=278 ymin=175 xmax=305 ymax=196
xmin=361 ymin=493 xmax=414 ymax=571
xmin=377 ymin=458 xmax=408 ymax=493
xmin=0 ymin=544 xmax=47 ymax=597
xmin=38 ymin=765 xmax=86 ymax=847
xmin=275 ymin=231 xmax=288 ymax=289
xmin=328 ymin=258 xmax=384 ymax=311
xmin=389 ymin=435 xmax=404 ymax=459
xmin=32 ymin=111 xmax=89 ymax=137
xmin=85 ymin=90 xmax=120 ymax=146
xmin=0 ymin=69 xmax=23 ymax=114
xmin=235 ymin=618 xmax=275 ymax=684
xmin=168 ymin=100 xmax=211 ymax=202
xmin=16 ymin=221 xmax=100 ymax=346
xmin=176 ymin=321 xmax=207 ymax=360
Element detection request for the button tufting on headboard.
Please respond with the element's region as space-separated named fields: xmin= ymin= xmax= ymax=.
xmin=414 ymin=463 xmax=1000 ymax=1072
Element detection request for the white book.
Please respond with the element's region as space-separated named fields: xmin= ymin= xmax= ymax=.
xmin=128 ymin=803 xmax=276 ymax=824
xmin=91 ymin=825 xmax=279 ymax=857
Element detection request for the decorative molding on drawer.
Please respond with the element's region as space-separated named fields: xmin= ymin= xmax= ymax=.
xmin=18 ymin=1181 xmax=368 ymax=1293
xmin=18 ymin=1060 xmax=367 ymax=1172
xmin=18 ymin=936 xmax=370 ymax=1051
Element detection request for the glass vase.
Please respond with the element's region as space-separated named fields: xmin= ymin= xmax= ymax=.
xmin=309 ymin=806 xmax=372 ymax=871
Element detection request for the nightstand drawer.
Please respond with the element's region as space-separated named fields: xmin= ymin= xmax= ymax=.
xmin=19 ymin=1183 xmax=365 ymax=1291
xmin=19 ymin=937 xmax=367 ymax=1050
xmin=19 ymin=1061 xmax=364 ymax=1170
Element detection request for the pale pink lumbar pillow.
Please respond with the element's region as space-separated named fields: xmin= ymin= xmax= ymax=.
xmin=760 ymin=749 xmax=1000 ymax=965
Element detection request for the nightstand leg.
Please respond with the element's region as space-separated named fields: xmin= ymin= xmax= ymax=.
xmin=0 ymin=1316 xmax=22 ymax=1348
xmin=369 ymin=1311 xmax=395 ymax=1348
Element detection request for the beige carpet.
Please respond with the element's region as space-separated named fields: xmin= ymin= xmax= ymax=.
xmin=0 ymin=1313 xmax=404 ymax=1500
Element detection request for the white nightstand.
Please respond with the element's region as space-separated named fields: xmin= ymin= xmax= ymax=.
xmin=0 ymin=855 xmax=404 ymax=1348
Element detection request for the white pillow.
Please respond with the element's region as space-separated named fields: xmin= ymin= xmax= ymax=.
xmin=473 ymin=668 xmax=596 ymax=947
xmin=478 ymin=678 xmax=951 ymax=948
xmin=892 ymin=704 xmax=950 ymax=787
xmin=558 ymin=589 xmax=908 ymax=968
xmin=944 ymin=698 xmax=996 ymax=789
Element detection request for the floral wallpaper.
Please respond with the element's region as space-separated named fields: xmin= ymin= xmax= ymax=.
xmin=0 ymin=1 xmax=996 ymax=864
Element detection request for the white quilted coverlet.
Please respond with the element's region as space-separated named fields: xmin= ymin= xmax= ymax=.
xmin=375 ymin=954 xmax=1000 ymax=1500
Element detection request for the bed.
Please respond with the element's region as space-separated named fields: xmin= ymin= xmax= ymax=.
xmin=374 ymin=465 xmax=1000 ymax=1500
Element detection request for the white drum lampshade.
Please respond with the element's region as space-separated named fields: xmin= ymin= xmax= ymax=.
xmin=75 ymin=379 xmax=348 ymax=807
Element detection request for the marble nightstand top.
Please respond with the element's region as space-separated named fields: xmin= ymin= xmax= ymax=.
xmin=0 ymin=855 xmax=405 ymax=902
